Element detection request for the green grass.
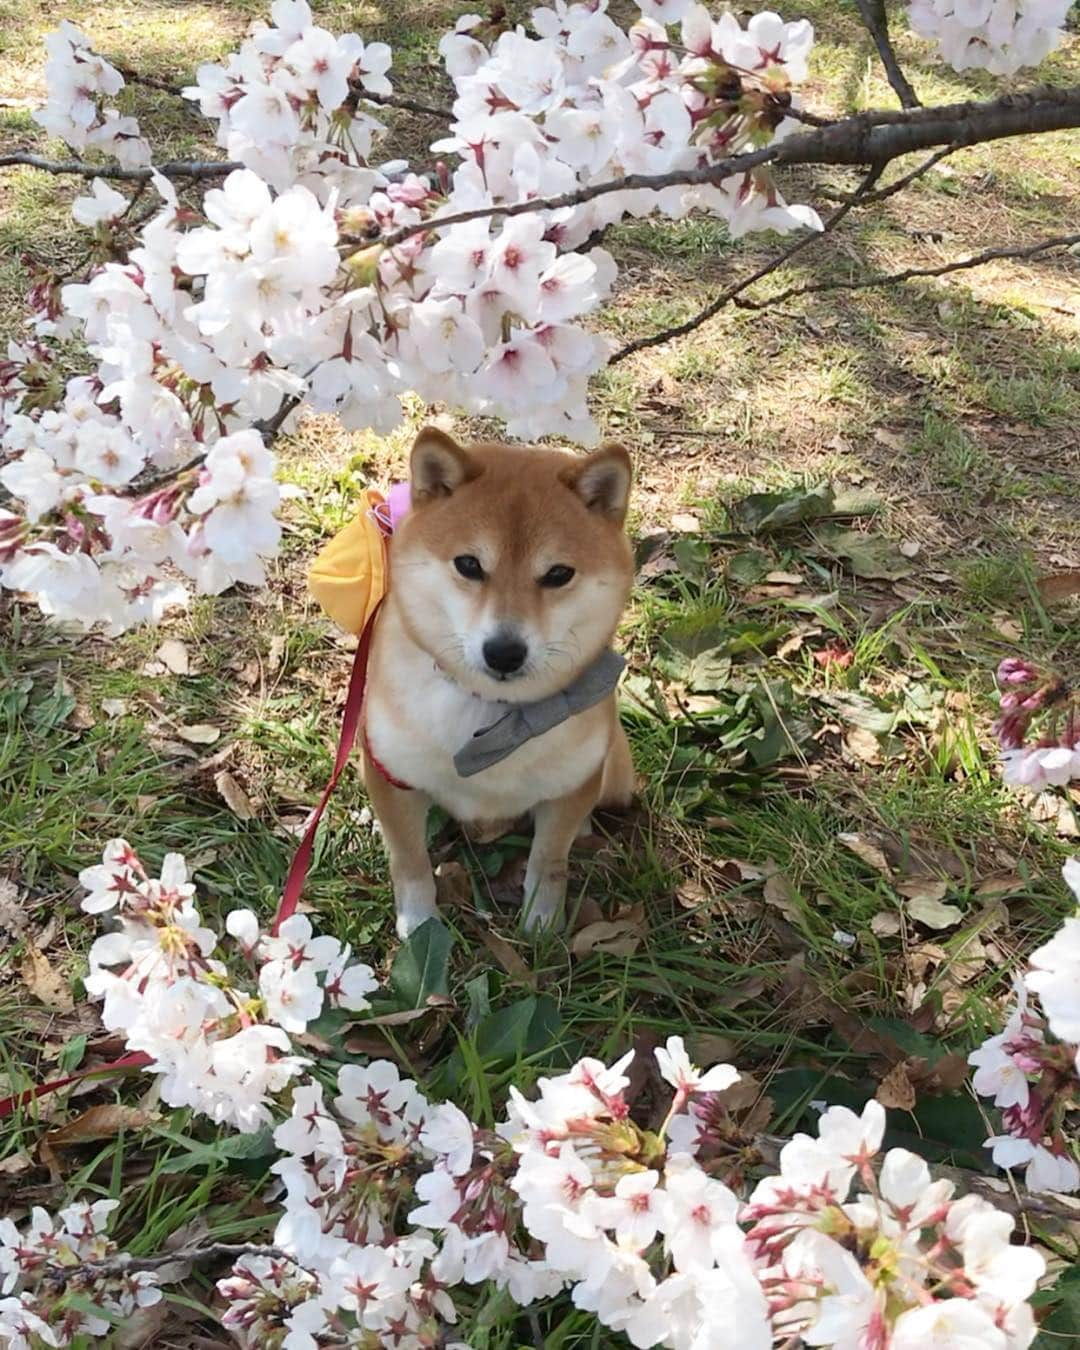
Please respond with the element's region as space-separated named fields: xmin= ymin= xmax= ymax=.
xmin=1 ymin=0 xmax=1080 ymax=1340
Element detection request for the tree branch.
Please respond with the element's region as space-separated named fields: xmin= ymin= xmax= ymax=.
xmin=0 ymin=152 xmax=242 ymax=180
xmin=733 ymin=230 xmax=1080 ymax=313
xmin=108 ymin=60 xmax=186 ymax=96
xmin=44 ymin=1242 xmax=285 ymax=1283
xmin=609 ymin=165 xmax=885 ymax=364
xmin=370 ymin=85 xmax=1080 ymax=248
xmin=853 ymin=0 xmax=921 ymax=109
xmin=361 ymin=89 xmax=455 ymax=120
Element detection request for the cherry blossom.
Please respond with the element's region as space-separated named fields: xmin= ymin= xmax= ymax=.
xmin=3 ymin=2 xmax=835 ymax=629
xmin=907 ymin=0 xmax=1072 ymax=76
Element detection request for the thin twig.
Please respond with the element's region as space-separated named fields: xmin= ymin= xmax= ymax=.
xmin=256 ymin=389 xmax=307 ymax=442
xmin=117 ymin=454 xmax=205 ymax=499
xmin=361 ymin=89 xmax=454 ymax=120
xmin=778 ymin=105 xmax=837 ymax=129
xmin=609 ymin=164 xmax=885 ymax=363
xmin=853 ymin=0 xmax=921 ymax=109
xmin=109 ymin=61 xmax=186 ymax=96
xmin=819 ymin=144 xmax=961 ymax=205
xmin=733 ymin=230 xmax=1080 ymax=312
xmin=46 ymin=1242 xmax=284 ymax=1282
xmin=111 ymin=58 xmax=454 ymax=120
xmin=0 ymin=152 xmax=242 ymax=180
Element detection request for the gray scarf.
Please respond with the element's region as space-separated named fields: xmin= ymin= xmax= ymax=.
xmin=453 ymin=649 xmax=626 ymax=778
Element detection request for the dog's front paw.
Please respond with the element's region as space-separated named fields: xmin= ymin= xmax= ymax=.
xmin=394 ymin=882 xmax=438 ymax=939
xmin=520 ymin=887 xmax=565 ymax=935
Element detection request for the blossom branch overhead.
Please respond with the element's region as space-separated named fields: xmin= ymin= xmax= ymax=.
xmin=1 ymin=0 xmax=1078 ymax=634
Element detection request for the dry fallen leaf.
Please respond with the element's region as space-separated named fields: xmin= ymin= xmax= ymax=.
xmin=870 ymin=911 xmax=901 ymax=938
xmin=570 ymin=917 xmax=643 ymax=959
xmin=155 ymin=638 xmax=190 ymax=675
xmin=268 ymin=634 xmax=287 ymax=671
xmin=762 ymin=872 xmax=801 ymax=922
xmin=176 ymin=723 xmax=221 ymax=745
xmin=991 ymin=613 xmax=1023 ymax=641
xmin=44 ymin=1104 xmax=158 ymax=1150
xmin=838 ymin=832 xmax=893 ymax=877
xmin=676 ymin=879 xmax=710 ymax=909
xmin=20 ymin=941 xmax=74 ymax=1012
xmin=907 ymin=896 xmax=964 ymax=930
xmin=671 ymin=513 xmax=701 ymax=533
xmin=0 ymin=878 xmax=28 ymax=939
xmin=476 ymin=927 xmax=535 ymax=986
xmin=1036 ymin=570 xmax=1080 ymax=605
xmin=764 ymin=570 xmax=805 ymax=585
xmin=100 ymin=698 xmax=128 ymax=718
xmin=876 ymin=1061 xmax=916 ymax=1111
xmin=975 ymin=873 xmax=1023 ymax=898
xmin=434 ymin=862 xmax=472 ymax=909
xmin=214 ymin=770 xmax=256 ymax=820
xmin=896 ymin=878 xmax=948 ymax=903
xmin=899 ymin=539 xmax=921 ymax=559
xmin=844 ymin=727 xmax=882 ymax=765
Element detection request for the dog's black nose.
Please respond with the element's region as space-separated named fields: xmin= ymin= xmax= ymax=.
xmin=483 ymin=631 xmax=528 ymax=676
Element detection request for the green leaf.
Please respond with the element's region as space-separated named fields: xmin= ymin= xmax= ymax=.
xmin=0 ymin=676 xmax=32 ymax=721
xmin=474 ymin=995 xmax=562 ymax=1065
xmin=817 ymin=690 xmax=899 ymax=734
xmin=156 ymin=1125 xmax=277 ymax=1174
xmin=732 ymin=484 xmax=835 ymax=534
xmin=465 ymin=972 xmax=492 ymax=1031
xmin=726 ymin=549 xmax=773 ymax=585
xmin=810 ymin=525 xmax=912 ymax=580
xmin=57 ymin=1035 xmax=88 ymax=1075
xmin=1034 ymin=1265 xmax=1080 ymax=1347
xmin=389 ymin=918 xmax=452 ymax=1007
xmin=673 ymin=536 xmax=710 ymax=583
xmin=31 ymin=672 xmax=76 ymax=731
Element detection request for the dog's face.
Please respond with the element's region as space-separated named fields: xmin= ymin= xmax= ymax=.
xmin=390 ymin=428 xmax=634 ymax=702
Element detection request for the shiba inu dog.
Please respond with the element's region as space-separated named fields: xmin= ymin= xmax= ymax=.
xmin=363 ymin=427 xmax=635 ymax=937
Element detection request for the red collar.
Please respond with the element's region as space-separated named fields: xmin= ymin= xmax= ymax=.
xmin=362 ymin=722 xmax=413 ymax=791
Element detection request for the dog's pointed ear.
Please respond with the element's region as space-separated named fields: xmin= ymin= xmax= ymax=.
xmin=410 ymin=427 xmax=478 ymax=503
xmin=562 ymin=443 xmax=632 ymax=522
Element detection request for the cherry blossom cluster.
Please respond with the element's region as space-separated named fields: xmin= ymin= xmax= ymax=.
xmin=744 ymin=1099 xmax=1045 ymax=1347
xmin=34 ymin=846 xmax=1061 ymax=1345
xmin=0 ymin=1198 xmax=160 ymax=1347
xmin=500 ymin=1039 xmax=769 ymax=1347
xmin=219 ymin=1066 xmax=505 ymax=1347
xmin=183 ymin=0 xmax=391 ymax=194
xmin=79 ymin=839 xmax=376 ymax=1131
xmin=209 ymin=1030 xmax=1052 ymax=1347
xmin=906 ymin=0 xmax=1072 ymax=76
xmin=970 ymin=857 xmax=1080 ymax=1194
xmin=992 ymin=656 xmax=1080 ymax=791
xmin=2 ymin=1 xmax=822 ymax=631
xmin=31 ymin=21 xmax=150 ymax=167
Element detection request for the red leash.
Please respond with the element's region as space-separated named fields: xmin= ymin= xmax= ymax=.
xmin=7 ymin=584 xmax=388 ymax=1118
xmin=270 ymin=601 xmax=383 ymax=935
xmin=0 ymin=1052 xmax=151 ymax=1121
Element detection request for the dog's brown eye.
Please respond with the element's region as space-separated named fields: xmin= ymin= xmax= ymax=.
xmin=454 ymin=554 xmax=484 ymax=581
xmin=540 ymin=564 xmax=575 ymax=589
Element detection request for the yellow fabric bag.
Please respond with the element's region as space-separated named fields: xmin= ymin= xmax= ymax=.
xmin=308 ymin=488 xmax=390 ymax=636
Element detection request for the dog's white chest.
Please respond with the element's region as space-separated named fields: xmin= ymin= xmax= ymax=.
xmin=365 ymin=656 xmax=608 ymax=820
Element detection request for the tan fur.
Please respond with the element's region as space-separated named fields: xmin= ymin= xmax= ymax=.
xmin=364 ymin=429 xmax=635 ymax=936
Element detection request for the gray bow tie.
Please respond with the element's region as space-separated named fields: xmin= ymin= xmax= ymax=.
xmin=453 ymin=649 xmax=626 ymax=778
